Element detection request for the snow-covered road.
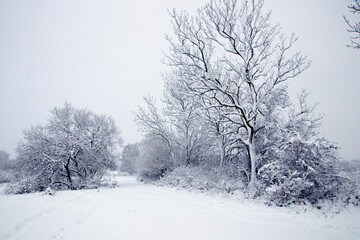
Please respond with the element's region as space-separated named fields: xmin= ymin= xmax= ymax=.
xmin=0 ymin=176 xmax=359 ymax=240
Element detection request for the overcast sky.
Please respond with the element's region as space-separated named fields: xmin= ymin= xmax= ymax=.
xmin=0 ymin=0 xmax=359 ymax=160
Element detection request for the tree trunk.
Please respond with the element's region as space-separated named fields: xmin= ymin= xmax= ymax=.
xmin=64 ymin=157 xmax=74 ymax=189
xmin=246 ymin=125 xmax=257 ymax=190
xmin=218 ymin=137 xmax=225 ymax=167
xmin=247 ymin=141 xmax=257 ymax=188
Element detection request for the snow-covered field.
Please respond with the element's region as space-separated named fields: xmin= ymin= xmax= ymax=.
xmin=0 ymin=176 xmax=359 ymax=240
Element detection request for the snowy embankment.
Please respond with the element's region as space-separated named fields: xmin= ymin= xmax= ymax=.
xmin=0 ymin=176 xmax=359 ymax=240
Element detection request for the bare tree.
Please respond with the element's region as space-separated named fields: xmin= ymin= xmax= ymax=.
xmin=344 ymin=0 xmax=360 ymax=49
xmin=163 ymin=74 xmax=214 ymax=165
xmin=135 ymin=96 xmax=177 ymax=165
xmin=135 ymin=84 xmax=213 ymax=169
xmin=16 ymin=103 xmax=121 ymax=191
xmin=164 ymin=0 xmax=310 ymax=189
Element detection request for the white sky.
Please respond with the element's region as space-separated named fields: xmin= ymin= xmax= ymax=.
xmin=0 ymin=0 xmax=359 ymax=160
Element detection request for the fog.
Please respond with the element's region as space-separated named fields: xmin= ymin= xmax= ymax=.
xmin=0 ymin=0 xmax=359 ymax=160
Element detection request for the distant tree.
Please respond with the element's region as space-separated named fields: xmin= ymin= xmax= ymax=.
xmin=0 ymin=150 xmax=16 ymax=183
xmin=0 ymin=150 xmax=10 ymax=161
xmin=135 ymin=136 xmax=174 ymax=181
xmin=162 ymin=74 xmax=214 ymax=166
xmin=120 ymin=143 xmax=140 ymax=174
xmin=344 ymin=0 xmax=360 ymax=49
xmin=16 ymin=103 xmax=122 ymax=192
xmin=135 ymin=96 xmax=177 ymax=166
xmin=136 ymin=79 xmax=215 ymax=171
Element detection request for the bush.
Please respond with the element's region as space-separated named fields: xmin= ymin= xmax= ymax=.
xmin=5 ymin=179 xmax=40 ymax=194
xmin=158 ymin=164 xmax=246 ymax=193
xmin=258 ymin=139 xmax=345 ymax=206
xmin=336 ymin=160 xmax=360 ymax=206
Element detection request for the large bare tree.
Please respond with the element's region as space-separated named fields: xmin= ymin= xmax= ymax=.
xmin=164 ymin=0 xmax=310 ymax=189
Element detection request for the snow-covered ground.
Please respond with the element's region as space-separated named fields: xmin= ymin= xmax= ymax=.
xmin=0 ymin=176 xmax=359 ymax=240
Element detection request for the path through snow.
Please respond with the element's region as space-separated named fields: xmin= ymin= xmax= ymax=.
xmin=0 ymin=176 xmax=359 ymax=240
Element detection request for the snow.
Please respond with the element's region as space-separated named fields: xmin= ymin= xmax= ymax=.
xmin=0 ymin=176 xmax=359 ymax=240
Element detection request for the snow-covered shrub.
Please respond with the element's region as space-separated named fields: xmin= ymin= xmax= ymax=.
xmin=14 ymin=103 xmax=122 ymax=193
xmin=259 ymin=138 xmax=343 ymax=206
xmin=42 ymin=187 xmax=56 ymax=196
xmin=158 ymin=164 xmax=246 ymax=193
xmin=99 ymin=172 xmax=118 ymax=188
xmin=158 ymin=166 xmax=209 ymax=190
xmin=340 ymin=182 xmax=360 ymax=206
xmin=5 ymin=179 xmax=41 ymax=194
xmin=336 ymin=160 xmax=360 ymax=206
